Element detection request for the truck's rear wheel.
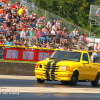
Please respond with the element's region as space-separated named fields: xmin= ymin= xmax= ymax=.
xmin=91 ymin=72 xmax=100 ymax=87
xmin=70 ymin=72 xmax=78 ymax=86
xmin=37 ymin=79 xmax=45 ymax=83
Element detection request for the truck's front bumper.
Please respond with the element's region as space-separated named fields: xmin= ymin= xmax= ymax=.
xmin=35 ymin=70 xmax=73 ymax=81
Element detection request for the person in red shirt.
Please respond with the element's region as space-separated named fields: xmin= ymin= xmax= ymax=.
xmin=12 ymin=2 xmax=18 ymax=9
xmin=2 ymin=0 xmax=7 ymax=4
xmin=83 ymin=33 xmax=89 ymax=44
xmin=0 ymin=38 xmax=3 ymax=44
xmin=0 ymin=38 xmax=4 ymax=50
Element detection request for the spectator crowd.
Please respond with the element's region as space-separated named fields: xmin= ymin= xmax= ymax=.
xmin=0 ymin=0 xmax=99 ymax=51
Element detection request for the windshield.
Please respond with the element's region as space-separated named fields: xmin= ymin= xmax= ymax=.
xmin=50 ymin=50 xmax=81 ymax=62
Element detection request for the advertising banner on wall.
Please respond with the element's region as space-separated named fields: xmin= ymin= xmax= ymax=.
xmin=4 ymin=48 xmax=54 ymax=62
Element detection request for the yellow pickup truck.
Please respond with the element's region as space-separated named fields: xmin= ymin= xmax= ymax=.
xmin=35 ymin=50 xmax=100 ymax=86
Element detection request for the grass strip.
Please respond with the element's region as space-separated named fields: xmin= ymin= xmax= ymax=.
xmin=0 ymin=59 xmax=37 ymax=64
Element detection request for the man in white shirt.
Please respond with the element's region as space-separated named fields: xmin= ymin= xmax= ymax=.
xmin=20 ymin=28 xmax=26 ymax=42
xmin=47 ymin=20 xmax=52 ymax=29
xmin=73 ymin=29 xmax=77 ymax=37
xmin=51 ymin=28 xmax=56 ymax=35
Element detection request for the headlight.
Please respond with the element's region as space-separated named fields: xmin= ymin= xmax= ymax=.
xmin=60 ymin=66 xmax=70 ymax=71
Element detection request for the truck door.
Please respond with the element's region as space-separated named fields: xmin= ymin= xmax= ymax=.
xmin=82 ymin=53 xmax=91 ymax=80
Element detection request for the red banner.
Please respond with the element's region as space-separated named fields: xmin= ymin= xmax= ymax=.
xmin=4 ymin=48 xmax=54 ymax=62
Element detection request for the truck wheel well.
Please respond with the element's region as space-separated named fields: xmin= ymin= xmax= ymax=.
xmin=73 ymin=70 xmax=79 ymax=76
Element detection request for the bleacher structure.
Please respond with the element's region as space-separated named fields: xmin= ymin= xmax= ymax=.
xmin=89 ymin=5 xmax=100 ymax=33
xmin=89 ymin=5 xmax=100 ymax=25
xmin=89 ymin=5 xmax=100 ymax=46
xmin=12 ymin=0 xmax=95 ymax=49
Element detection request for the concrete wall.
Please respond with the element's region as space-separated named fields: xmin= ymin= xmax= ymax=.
xmin=0 ymin=62 xmax=36 ymax=76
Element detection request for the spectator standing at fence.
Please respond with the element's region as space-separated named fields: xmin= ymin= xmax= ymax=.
xmin=12 ymin=40 xmax=16 ymax=46
xmin=94 ymin=43 xmax=99 ymax=50
xmin=88 ymin=45 xmax=94 ymax=50
xmin=5 ymin=38 xmax=12 ymax=48
xmin=92 ymin=50 xmax=99 ymax=63
xmin=96 ymin=8 xmax=100 ymax=19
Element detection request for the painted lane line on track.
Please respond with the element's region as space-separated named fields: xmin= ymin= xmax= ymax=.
xmin=0 ymin=87 xmax=100 ymax=93
xmin=0 ymin=75 xmax=36 ymax=80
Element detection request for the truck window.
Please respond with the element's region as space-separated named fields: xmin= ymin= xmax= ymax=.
xmin=83 ymin=53 xmax=88 ymax=61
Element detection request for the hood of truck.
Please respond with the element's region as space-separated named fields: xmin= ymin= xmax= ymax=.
xmin=37 ymin=59 xmax=79 ymax=66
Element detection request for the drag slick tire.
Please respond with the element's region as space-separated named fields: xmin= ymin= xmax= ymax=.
xmin=70 ymin=72 xmax=78 ymax=86
xmin=91 ymin=72 xmax=100 ymax=87
xmin=37 ymin=79 xmax=45 ymax=83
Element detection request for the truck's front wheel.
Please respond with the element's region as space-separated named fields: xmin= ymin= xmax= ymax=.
xmin=70 ymin=72 xmax=78 ymax=86
xmin=37 ymin=79 xmax=45 ymax=83
xmin=91 ymin=72 xmax=100 ymax=87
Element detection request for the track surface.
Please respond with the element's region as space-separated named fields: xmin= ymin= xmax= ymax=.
xmin=0 ymin=75 xmax=100 ymax=100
